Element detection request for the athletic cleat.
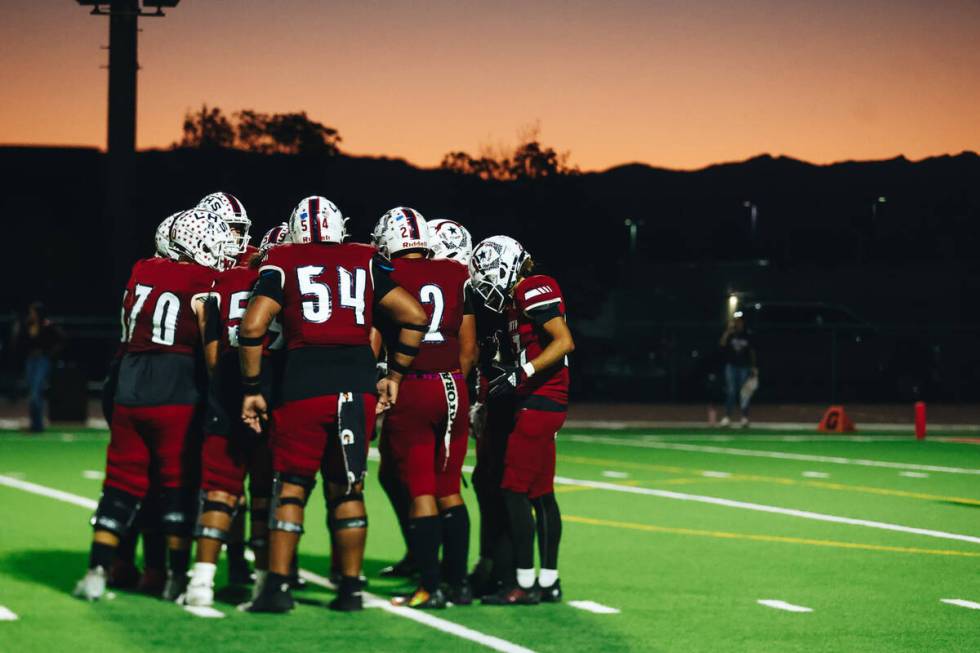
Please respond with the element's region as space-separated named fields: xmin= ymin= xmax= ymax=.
xmin=391 ymin=587 xmax=447 ymax=609
xmin=538 ymin=579 xmax=562 ymax=603
xmin=481 ymin=586 xmax=540 ymax=606
xmin=244 ymin=578 xmax=294 ymax=613
xmin=445 ymin=580 xmax=473 ymax=606
xmin=286 ymin=572 xmax=307 ymax=590
xmin=180 ymin=578 xmax=214 ymax=607
xmin=73 ymin=566 xmax=108 ymax=601
xmin=162 ymin=571 xmax=188 ymax=603
xmin=739 ymin=417 xmax=751 ymax=428
xmin=107 ymin=560 xmax=140 ymax=590
xmin=138 ymin=568 xmax=166 ymax=596
xmin=718 ymin=416 xmax=731 ymax=428
xmin=329 ymin=591 xmax=363 ymax=612
xmin=379 ymin=556 xmax=418 ymax=578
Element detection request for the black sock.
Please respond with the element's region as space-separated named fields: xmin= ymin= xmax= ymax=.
xmin=380 ymin=467 xmax=413 ymax=551
xmin=532 ymin=493 xmax=562 ymax=571
xmin=227 ymin=541 xmax=246 ymax=564
xmin=440 ymin=505 xmax=470 ymax=585
xmin=90 ymin=541 xmax=116 ymax=570
xmin=339 ymin=574 xmax=362 ymax=596
xmin=502 ymin=490 xmax=535 ymax=571
xmin=114 ymin=530 xmax=138 ymax=566
xmin=168 ymin=548 xmax=190 ymax=575
xmin=142 ymin=531 xmax=166 ymax=570
xmin=265 ymin=571 xmax=290 ymax=593
xmin=408 ymin=515 xmax=442 ymax=592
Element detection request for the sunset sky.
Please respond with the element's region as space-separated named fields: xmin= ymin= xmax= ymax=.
xmin=1 ymin=0 xmax=979 ymax=171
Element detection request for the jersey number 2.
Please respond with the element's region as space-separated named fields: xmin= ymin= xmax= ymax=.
xmin=419 ymin=284 xmax=445 ymax=343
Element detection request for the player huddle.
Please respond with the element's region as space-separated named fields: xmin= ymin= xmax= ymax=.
xmin=73 ymin=192 xmax=575 ymax=613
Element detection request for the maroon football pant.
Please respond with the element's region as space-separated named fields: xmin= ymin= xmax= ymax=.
xmin=501 ymin=408 xmax=566 ymax=499
xmin=201 ymin=429 xmax=273 ymax=497
xmin=271 ymin=393 xmax=377 ymax=482
xmin=383 ymin=374 xmax=469 ymax=498
xmin=104 ymin=404 xmax=200 ymax=497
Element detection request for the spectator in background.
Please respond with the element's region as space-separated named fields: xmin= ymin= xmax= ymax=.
xmin=718 ymin=313 xmax=757 ymax=428
xmin=12 ymin=302 xmax=64 ymax=432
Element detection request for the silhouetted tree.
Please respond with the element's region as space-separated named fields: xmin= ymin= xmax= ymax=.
xmin=177 ymin=105 xmax=235 ymax=149
xmin=440 ymin=124 xmax=576 ymax=180
xmin=236 ymin=110 xmax=341 ymax=156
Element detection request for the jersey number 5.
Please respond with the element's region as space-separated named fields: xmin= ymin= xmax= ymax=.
xmin=297 ymin=265 xmax=367 ymax=325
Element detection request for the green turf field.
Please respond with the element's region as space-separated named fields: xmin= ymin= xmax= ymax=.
xmin=1 ymin=427 xmax=978 ymax=652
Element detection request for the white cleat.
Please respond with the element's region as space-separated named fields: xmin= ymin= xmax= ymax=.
xmin=718 ymin=416 xmax=731 ymax=428
xmin=73 ymin=566 xmax=108 ymax=601
xmin=180 ymin=578 xmax=215 ymax=607
xmin=739 ymin=417 xmax=750 ymax=428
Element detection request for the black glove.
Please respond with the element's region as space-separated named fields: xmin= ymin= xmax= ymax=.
xmin=488 ymin=363 xmax=522 ymax=398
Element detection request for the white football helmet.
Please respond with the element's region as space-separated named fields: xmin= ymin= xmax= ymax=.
xmin=469 ymin=236 xmax=530 ymax=313
xmin=155 ymin=211 xmax=182 ymax=259
xmin=259 ymin=222 xmax=289 ymax=253
xmin=427 ymin=218 xmax=473 ymax=265
xmin=196 ymin=192 xmax=250 ymax=255
xmin=288 ymin=196 xmax=346 ymax=244
xmin=169 ymin=209 xmax=235 ymax=270
xmin=371 ymin=207 xmax=429 ymax=258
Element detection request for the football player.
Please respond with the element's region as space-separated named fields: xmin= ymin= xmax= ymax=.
xmin=197 ymin=191 xmax=256 ymax=267
xmin=74 ymin=210 xmax=233 ymax=601
xmin=375 ymin=218 xmax=475 ymax=581
xmin=469 ymin=236 xmax=574 ymax=605
xmin=182 ymin=223 xmax=289 ymax=608
xmin=238 ymin=196 xmax=428 ymax=613
xmin=371 ymin=208 xmax=477 ymax=609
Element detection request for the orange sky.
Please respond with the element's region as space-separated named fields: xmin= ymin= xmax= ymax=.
xmin=1 ymin=1 xmax=979 ymax=171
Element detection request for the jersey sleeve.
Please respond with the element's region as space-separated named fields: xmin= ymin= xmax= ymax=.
xmin=516 ymin=276 xmax=564 ymax=325
xmin=372 ymin=254 xmax=397 ymax=303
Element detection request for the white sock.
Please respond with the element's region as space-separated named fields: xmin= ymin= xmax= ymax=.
xmin=538 ymin=568 xmax=559 ymax=588
xmin=189 ymin=562 xmax=216 ymax=586
xmin=252 ymin=570 xmax=268 ymax=600
xmin=516 ymin=568 xmax=536 ymax=589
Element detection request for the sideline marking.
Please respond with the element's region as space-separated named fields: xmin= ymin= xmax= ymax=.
xmin=941 ymin=598 xmax=980 ymax=610
xmin=569 ymin=435 xmax=980 ymax=475
xmin=568 ymin=600 xmax=620 ymax=614
xmin=0 ymin=606 xmax=18 ymax=621
xmin=183 ymin=605 xmax=225 ymax=619
xmin=563 ymin=515 xmax=980 ymax=558
xmin=0 ymin=475 xmax=536 ymax=653
xmin=550 ymin=476 xmax=980 ymax=546
xmin=757 ymin=599 xmax=812 ymax=613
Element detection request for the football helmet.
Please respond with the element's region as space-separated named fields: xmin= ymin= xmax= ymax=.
xmin=169 ymin=209 xmax=235 ymax=270
xmin=370 ymin=207 xmax=429 ymax=258
xmin=155 ymin=211 xmax=182 ymax=259
xmin=196 ymin=192 xmax=250 ymax=255
xmin=288 ymin=195 xmax=346 ymax=244
xmin=469 ymin=236 xmax=530 ymax=313
xmin=427 ymin=218 xmax=473 ymax=264
xmin=259 ymin=222 xmax=289 ymax=252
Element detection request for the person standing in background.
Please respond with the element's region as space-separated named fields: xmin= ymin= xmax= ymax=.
xmin=719 ymin=313 xmax=757 ymax=428
xmin=12 ymin=302 xmax=64 ymax=432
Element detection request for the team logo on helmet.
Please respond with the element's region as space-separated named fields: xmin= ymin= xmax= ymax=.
xmin=469 ymin=236 xmax=528 ymax=313
xmin=169 ymin=209 xmax=235 ymax=271
xmin=428 ymin=218 xmax=473 ymax=264
xmin=371 ymin=207 xmax=430 ymax=258
xmin=196 ymin=192 xmax=251 ymax=255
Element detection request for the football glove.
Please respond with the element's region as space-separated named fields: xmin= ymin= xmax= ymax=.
xmin=488 ymin=364 xmax=523 ymax=398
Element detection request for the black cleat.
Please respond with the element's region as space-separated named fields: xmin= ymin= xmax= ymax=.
xmin=445 ymin=580 xmax=473 ymax=606
xmin=481 ymin=586 xmax=540 ymax=606
xmin=392 ymin=587 xmax=446 ymax=609
xmin=538 ymin=579 xmax=562 ymax=603
xmin=329 ymin=576 xmax=364 ymax=612
xmin=244 ymin=576 xmax=294 ymax=613
xmin=161 ymin=571 xmax=188 ymax=602
xmin=379 ymin=556 xmax=418 ymax=578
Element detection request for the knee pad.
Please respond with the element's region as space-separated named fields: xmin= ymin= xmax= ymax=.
xmin=327 ymin=515 xmax=368 ymax=531
xmin=160 ymin=488 xmax=197 ymax=537
xmin=192 ymin=492 xmax=239 ymax=541
xmin=268 ymin=475 xmax=314 ymax=534
xmin=90 ymin=486 xmax=141 ymax=537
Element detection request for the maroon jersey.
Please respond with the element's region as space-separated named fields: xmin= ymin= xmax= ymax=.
xmin=210 ymin=265 xmax=284 ymax=355
xmin=258 ymin=243 xmax=379 ymax=349
xmin=389 ymin=258 xmax=470 ymax=373
xmin=235 ymin=244 xmax=260 ymax=268
xmin=505 ymin=274 xmax=569 ymax=405
xmin=122 ymin=257 xmax=215 ymax=355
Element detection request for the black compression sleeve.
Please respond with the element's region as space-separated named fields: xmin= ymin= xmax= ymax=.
xmin=463 ymin=284 xmax=476 ymax=316
xmin=203 ymin=297 xmax=221 ymax=344
xmin=372 ymin=256 xmax=397 ymax=304
xmin=525 ymin=302 xmax=562 ymax=326
xmin=252 ymin=269 xmax=284 ymax=305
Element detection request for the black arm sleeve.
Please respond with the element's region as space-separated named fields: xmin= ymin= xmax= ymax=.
xmin=252 ymin=269 xmax=284 ymax=305
xmin=463 ymin=283 xmax=477 ymax=316
xmin=203 ymin=296 xmax=221 ymax=344
xmin=372 ymin=255 xmax=397 ymax=305
xmin=525 ymin=303 xmax=562 ymax=326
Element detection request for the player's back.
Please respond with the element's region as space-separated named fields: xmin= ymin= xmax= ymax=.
xmin=389 ymin=257 xmax=469 ymax=373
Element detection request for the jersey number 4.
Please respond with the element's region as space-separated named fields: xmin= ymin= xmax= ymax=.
xmin=297 ymin=265 xmax=367 ymax=325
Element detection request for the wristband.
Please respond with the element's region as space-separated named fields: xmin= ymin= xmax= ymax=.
xmin=238 ymin=333 xmax=266 ymax=347
xmin=521 ymin=361 xmax=536 ymax=378
xmin=242 ymin=374 xmax=262 ymax=396
xmin=388 ymin=360 xmax=410 ymax=376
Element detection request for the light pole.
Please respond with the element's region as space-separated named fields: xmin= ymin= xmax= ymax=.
xmin=624 ymin=218 xmax=644 ymax=256
xmin=75 ymin=1 xmax=181 ymax=290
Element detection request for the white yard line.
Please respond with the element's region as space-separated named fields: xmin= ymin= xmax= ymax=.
xmin=82 ymin=470 xmax=104 ymax=480
xmin=569 ymin=435 xmax=980 ymax=475
xmin=0 ymin=474 xmax=536 ymax=653
xmin=549 ymin=475 xmax=980 ymax=545
xmin=940 ymin=599 xmax=980 ymax=610
xmin=899 ymin=471 xmax=929 ymax=478
xmin=183 ymin=605 xmax=225 ymax=619
xmin=757 ymin=599 xmax=812 ymax=613
xmin=0 ymin=606 xmax=18 ymax=621
xmin=701 ymin=471 xmax=732 ymax=478
xmin=801 ymin=471 xmax=830 ymax=478
xmin=601 ymin=471 xmax=629 ymax=479
xmin=567 ymin=600 xmax=620 ymax=614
